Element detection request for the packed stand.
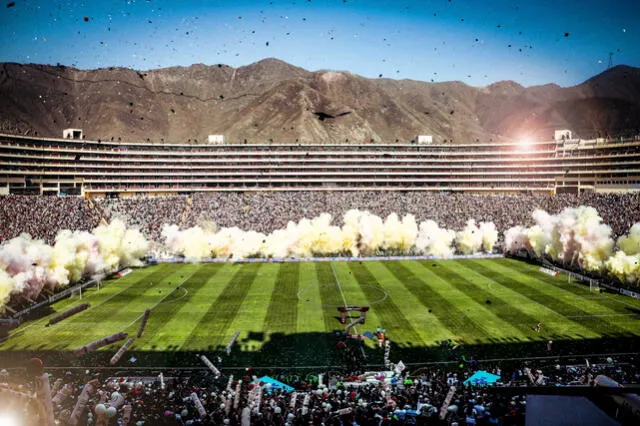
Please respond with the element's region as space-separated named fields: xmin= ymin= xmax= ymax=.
xmin=0 ymin=195 xmax=102 ymax=244
xmin=2 ymin=192 xmax=639 ymax=245
xmin=94 ymin=196 xmax=190 ymax=243
xmin=1 ymin=355 xmax=638 ymax=425
xmin=183 ymin=192 xmax=640 ymax=240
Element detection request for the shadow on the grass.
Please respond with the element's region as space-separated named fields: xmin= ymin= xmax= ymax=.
xmin=1 ymin=331 xmax=639 ymax=373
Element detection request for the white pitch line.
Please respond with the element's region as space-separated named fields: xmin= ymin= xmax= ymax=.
xmin=565 ymin=313 xmax=638 ymax=319
xmin=539 ymin=270 xmax=640 ymax=311
xmin=330 ymin=263 xmax=368 ymax=359
xmin=583 ymin=287 xmax=640 ymax=310
xmin=554 ymin=275 xmax=640 ymax=311
xmin=7 ymin=273 xmax=149 ymax=338
xmin=330 ymin=262 xmax=360 ymax=335
xmin=330 ymin=262 xmax=350 ymax=310
xmin=470 ymin=268 xmax=570 ymax=321
xmin=125 ymin=271 xmax=196 ymax=329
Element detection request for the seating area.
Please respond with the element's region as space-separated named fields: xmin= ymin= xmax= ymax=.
xmin=1 ymin=134 xmax=640 ymax=194
xmin=1 ymin=192 xmax=639 ymax=245
xmin=1 ymin=353 xmax=637 ymax=425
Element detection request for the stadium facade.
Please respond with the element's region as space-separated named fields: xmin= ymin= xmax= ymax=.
xmin=1 ymin=133 xmax=640 ymax=196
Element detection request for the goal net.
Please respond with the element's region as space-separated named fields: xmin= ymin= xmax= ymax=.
xmin=589 ymin=279 xmax=600 ymax=293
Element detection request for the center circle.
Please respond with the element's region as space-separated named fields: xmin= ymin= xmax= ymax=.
xmin=297 ymin=283 xmax=388 ymax=307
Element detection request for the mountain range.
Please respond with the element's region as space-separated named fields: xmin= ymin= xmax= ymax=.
xmin=1 ymin=58 xmax=639 ymax=144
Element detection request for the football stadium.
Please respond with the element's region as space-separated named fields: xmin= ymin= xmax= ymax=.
xmin=2 ymin=1 xmax=640 ymax=425
xmin=2 ymin=132 xmax=640 ymax=425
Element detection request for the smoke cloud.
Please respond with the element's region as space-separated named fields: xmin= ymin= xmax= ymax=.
xmin=617 ymin=223 xmax=640 ymax=256
xmin=455 ymin=220 xmax=498 ymax=255
xmin=504 ymin=206 xmax=614 ymax=271
xmin=605 ymin=223 xmax=640 ymax=285
xmin=5 ymin=203 xmax=640 ymax=313
xmin=505 ymin=206 xmax=640 ymax=285
xmin=415 ymin=220 xmax=456 ymax=257
xmin=161 ymin=209 xmax=492 ymax=260
xmin=0 ymin=219 xmax=148 ymax=312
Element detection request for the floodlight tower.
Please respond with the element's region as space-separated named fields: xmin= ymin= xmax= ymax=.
xmin=608 ymin=52 xmax=614 ymax=69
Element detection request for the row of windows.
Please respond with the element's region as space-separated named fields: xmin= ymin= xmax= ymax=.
xmin=0 ymin=135 xmax=560 ymax=152
xmin=4 ymin=164 xmax=640 ymax=175
xmin=4 ymin=158 xmax=640 ymax=171
xmin=0 ymin=145 xmax=560 ymax=160
xmin=3 ymin=151 xmax=640 ymax=166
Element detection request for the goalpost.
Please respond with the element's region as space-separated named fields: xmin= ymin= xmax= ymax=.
xmin=70 ymin=286 xmax=83 ymax=300
xmin=564 ymin=270 xmax=600 ymax=293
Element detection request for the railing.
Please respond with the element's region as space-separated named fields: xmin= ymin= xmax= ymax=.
xmin=8 ymin=273 xmax=107 ymax=320
xmin=543 ymin=263 xmax=640 ymax=299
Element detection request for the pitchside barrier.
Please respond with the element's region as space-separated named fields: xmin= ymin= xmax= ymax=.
xmin=148 ymin=253 xmax=505 ymax=264
xmin=544 ymin=264 xmax=640 ymax=300
xmin=538 ymin=267 xmax=559 ymax=277
xmin=8 ymin=270 xmax=126 ymax=320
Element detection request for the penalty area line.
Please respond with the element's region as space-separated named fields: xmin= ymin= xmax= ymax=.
xmin=125 ymin=271 xmax=196 ymax=329
xmin=6 ymin=275 xmax=145 ymax=339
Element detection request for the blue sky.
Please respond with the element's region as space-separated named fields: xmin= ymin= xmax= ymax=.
xmin=0 ymin=0 xmax=637 ymax=87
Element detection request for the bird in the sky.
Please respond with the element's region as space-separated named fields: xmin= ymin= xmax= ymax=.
xmin=313 ymin=111 xmax=352 ymax=121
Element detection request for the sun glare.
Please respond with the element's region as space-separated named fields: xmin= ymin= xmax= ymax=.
xmin=517 ymin=136 xmax=535 ymax=150
xmin=0 ymin=414 xmax=19 ymax=426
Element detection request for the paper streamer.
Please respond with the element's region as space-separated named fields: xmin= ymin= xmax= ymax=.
xmin=109 ymin=338 xmax=135 ymax=365
xmin=35 ymin=373 xmax=55 ymax=426
xmin=137 ymin=309 xmax=150 ymax=338
xmin=72 ymin=332 xmax=128 ymax=357
xmin=68 ymin=379 xmax=100 ymax=426
xmin=46 ymin=304 xmax=90 ymax=327
xmin=190 ymin=392 xmax=207 ymax=418
xmin=200 ymin=355 xmax=221 ymax=377
xmin=52 ymin=383 xmax=73 ymax=405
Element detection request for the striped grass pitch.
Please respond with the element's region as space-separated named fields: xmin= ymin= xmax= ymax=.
xmin=2 ymin=258 xmax=640 ymax=367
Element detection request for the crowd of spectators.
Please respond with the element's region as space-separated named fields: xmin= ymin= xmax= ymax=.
xmin=1 ymin=192 xmax=639 ymax=245
xmin=103 ymin=192 xmax=640 ymax=241
xmin=1 ymin=192 xmax=639 ymax=425
xmin=1 ymin=353 xmax=638 ymax=425
xmin=95 ymin=196 xmax=189 ymax=243
xmin=0 ymin=195 xmax=102 ymax=244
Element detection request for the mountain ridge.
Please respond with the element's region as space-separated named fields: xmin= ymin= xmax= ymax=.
xmin=0 ymin=59 xmax=638 ymax=144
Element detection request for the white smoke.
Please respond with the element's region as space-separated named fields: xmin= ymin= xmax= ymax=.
xmin=163 ymin=210 xmax=495 ymax=260
xmin=455 ymin=220 xmax=497 ymax=254
xmin=605 ymin=222 xmax=640 ymax=284
xmin=0 ymin=219 xmax=148 ymax=312
xmin=479 ymin=221 xmax=499 ymax=253
xmin=0 ymin=269 xmax=13 ymax=309
xmin=343 ymin=210 xmax=385 ymax=256
xmin=415 ymin=220 xmax=456 ymax=257
xmin=382 ymin=213 xmax=418 ymax=254
xmin=505 ymin=206 xmax=613 ymax=272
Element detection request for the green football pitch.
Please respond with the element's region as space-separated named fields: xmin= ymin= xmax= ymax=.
xmin=2 ymin=258 xmax=640 ymax=368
